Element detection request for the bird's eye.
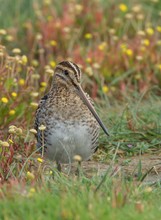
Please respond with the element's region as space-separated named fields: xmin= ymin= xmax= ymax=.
xmin=64 ymin=70 xmax=69 ymax=75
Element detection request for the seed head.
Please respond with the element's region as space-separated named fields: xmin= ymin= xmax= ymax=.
xmin=38 ymin=125 xmax=46 ymax=131
xmin=73 ymin=155 xmax=82 ymax=162
xmin=30 ymin=129 xmax=37 ymax=134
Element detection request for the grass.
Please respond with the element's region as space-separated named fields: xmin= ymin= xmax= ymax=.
xmin=0 ymin=94 xmax=161 ymax=219
xmin=1 ymin=174 xmax=161 ymax=219
xmin=1 ymin=0 xmax=161 ymax=219
xmin=99 ymin=90 xmax=161 ymax=154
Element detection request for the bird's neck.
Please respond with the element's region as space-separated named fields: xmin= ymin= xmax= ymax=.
xmin=50 ymin=82 xmax=76 ymax=102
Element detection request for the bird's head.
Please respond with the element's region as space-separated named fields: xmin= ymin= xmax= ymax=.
xmin=53 ymin=61 xmax=81 ymax=91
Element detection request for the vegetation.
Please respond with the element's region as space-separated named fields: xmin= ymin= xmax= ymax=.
xmin=0 ymin=0 xmax=161 ymax=219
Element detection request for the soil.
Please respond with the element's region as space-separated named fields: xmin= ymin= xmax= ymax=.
xmin=61 ymin=154 xmax=161 ymax=184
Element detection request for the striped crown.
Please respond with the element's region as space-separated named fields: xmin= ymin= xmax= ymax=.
xmin=55 ymin=61 xmax=81 ymax=83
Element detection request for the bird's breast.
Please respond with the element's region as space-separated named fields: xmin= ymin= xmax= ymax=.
xmin=45 ymin=120 xmax=99 ymax=163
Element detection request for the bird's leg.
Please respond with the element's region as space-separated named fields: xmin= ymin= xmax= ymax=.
xmin=56 ymin=161 xmax=61 ymax=172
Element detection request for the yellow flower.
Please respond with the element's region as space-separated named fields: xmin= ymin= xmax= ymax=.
xmin=120 ymin=43 xmax=127 ymax=52
xmin=39 ymin=87 xmax=46 ymax=92
xmin=86 ymin=57 xmax=92 ymax=63
xmin=119 ymin=4 xmax=128 ymax=12
xmin=32 ymin=59 xmax=39 ymax=67
xmin=17 ymin=66 xmax=22 ymax=73
xmin=37 ymin=157 xmax=43 ymax=163
xmin=140 ymin=46 xmax=146 ymax=52
xmin=146 ymin=28 xmax=154 ymax=35
xmin=29 ymin=187 xmax=36 ymax=193
xmin=156 ymin=40 xmax=161 ymax=46
xmin=156 ymin=26 xmax=161 ymax=32
xmin=84 ymin=33 xmax=92 ymax=39
xmin=26 ymin=171 xmax=35 ymax=180
xmin=50 ymin=40 xmax=57 ymax=46
xmin=50 ymin=60 xmax=56 ymax=68
xmin=27 ymin=187 xmax=36 ymax=197
xmin=102 ymin=86 xmax=109 ymax=93
xmin=9 ymin=110 xmax=16 ymax=115
xmin=142 ymin=39 xmax=150 ymax=46
xmin=75 ymin=4 xmax=83 ymax=13
xmin=40 ymin=82 xmax=47 ymax=87
xmin=1 ymin=97 xmax=8 ymax=103
xmin=19 ymin=79 xmax=25 ymax=86
xmin=21 ymin=55 xmax=28 ymax=65
xmin=9 ymin=139 xmax=14 ymax=144
xmin=125 ymin=49 xmax=133 ymax=56
xmin=43 ymin=0 xmax=51 ymax=6
xmin=11 ymin=92 xmax=17 ymax=98
xmin=98 ymin=42 xmax=107 ymax=51
xmin=47 ymin=16 xmax=53 ymax=21
xmin=156 ymin=64 xmax=161 ymax=70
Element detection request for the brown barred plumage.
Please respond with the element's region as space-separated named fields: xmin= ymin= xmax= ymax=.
xmin=35 ymin=61 xmax=109 ymax=164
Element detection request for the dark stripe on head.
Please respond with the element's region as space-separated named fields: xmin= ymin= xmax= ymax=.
xmin=57 ymin=61 xmax=81 ymax=82
xmin=69 ymin=62 xmax=81 ymax=77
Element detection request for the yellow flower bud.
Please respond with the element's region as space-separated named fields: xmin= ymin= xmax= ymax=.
xmin=26 ymin=171 xmax=35 ymax=180
xmin=21 ymin=55 xmax=28 ymax=65
xmin=9 ymin=110 xmax=16 ymax=115
xmin=84 ymin=33 xmax=92 ymax=39
xmin=1 ymin=97 xmax=8 ymax=103
xmin=37 ymin=157 xmax=43 ymax=163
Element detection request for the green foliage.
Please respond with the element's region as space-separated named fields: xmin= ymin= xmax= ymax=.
xmin=0 ymin=175 xmax=161 ymax=219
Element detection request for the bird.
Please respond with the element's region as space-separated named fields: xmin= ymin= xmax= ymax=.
xmin=34 ymin=61 xmax=109 ymax=168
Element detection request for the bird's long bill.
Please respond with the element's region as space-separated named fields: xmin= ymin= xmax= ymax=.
xmin=76 ymin=85 xmax=109 ymax=136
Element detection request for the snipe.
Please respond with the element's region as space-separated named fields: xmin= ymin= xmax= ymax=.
xmin=35 ymin=61 xmax=109 ymax=165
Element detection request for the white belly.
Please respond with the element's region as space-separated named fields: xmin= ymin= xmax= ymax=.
xmin=45 ymin=122 xmax=94 ymax=163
